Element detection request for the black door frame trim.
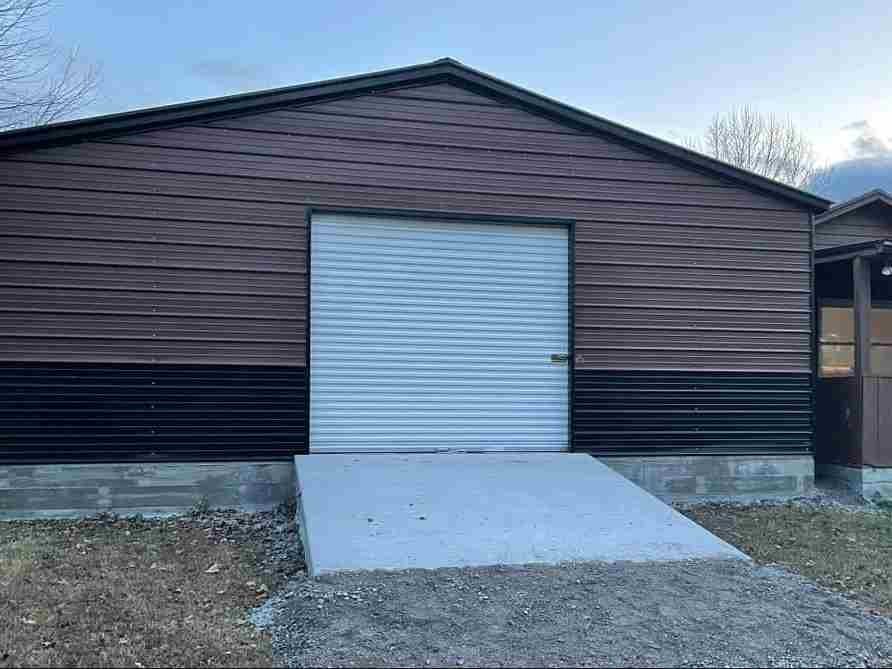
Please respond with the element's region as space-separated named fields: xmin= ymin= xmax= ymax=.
xmin=303 ymin=204 xmax=577 ymax=453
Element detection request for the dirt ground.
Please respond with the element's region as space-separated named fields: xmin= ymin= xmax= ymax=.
xmin=0 ymin=506 xmax=303 ymax=668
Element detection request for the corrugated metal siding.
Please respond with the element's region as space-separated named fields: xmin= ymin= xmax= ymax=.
xmin=0 ymin=80 xmax=814 ymax=461
xmin=0 ymin=83 xmax=810 ymax=370
xmin=816 ymin=203 xmax=892 ymax=250
xmin=309 ymin=214 xmax=569 ymax=452
xmin=0 ymin=186 xmax=305 ymax=364
xmin=574 ymin=370 xmax=812 ymax=453
xmin=0 ymin=363 xmax=305 ymax=462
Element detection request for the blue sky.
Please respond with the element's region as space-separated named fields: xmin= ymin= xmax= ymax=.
xmin=46 ymin=0 xmax=892 ymax=168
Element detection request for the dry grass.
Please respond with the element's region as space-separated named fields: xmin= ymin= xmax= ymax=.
xmin=683 ymin=504 xmax=892 ymax=614
xmin=0 ymin=515 xmax=278 ymax=668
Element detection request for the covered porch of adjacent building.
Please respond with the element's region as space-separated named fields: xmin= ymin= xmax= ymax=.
xmin=816 ymin=240 xmax=892 ymax=497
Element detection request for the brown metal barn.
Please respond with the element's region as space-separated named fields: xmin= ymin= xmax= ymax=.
xmin=0 ymin=59 xmax=831 ymax=516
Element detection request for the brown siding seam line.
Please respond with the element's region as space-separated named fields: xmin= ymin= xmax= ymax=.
xmin=0 ymin=205 xmax=808 ymax=237
xmin=575 ymin=282 xmax=808 ymax=294
xmin=577 ymin=260 xmax=808 ymax=272
xmin=0 ymin=185 xmax=811 ymax=229
xmin=0 ymin=232 xmax=305 ymax=252
xmin=0 ymin=174 xmax=802 ymax=213
xmin=101 ymin=131 xmax=667 ymax=166
xmin=575 ymin=302 xmax=809 ymax=313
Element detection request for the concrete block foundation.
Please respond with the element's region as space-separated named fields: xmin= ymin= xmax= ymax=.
xmin=600 ymin=455 xmax=814 ymax=503
xmin=816 ymin=463 xmax=892 ymax=500
xmin=0 ymin=462 xmax=295 ymax=520
xmin=1 ymin=454 xmax=816 ymax=520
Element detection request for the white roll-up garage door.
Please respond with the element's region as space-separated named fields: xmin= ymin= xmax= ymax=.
xmin=309 ymin=213 xmax=569 ymax=452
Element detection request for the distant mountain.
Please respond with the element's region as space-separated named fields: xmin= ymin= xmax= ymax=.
xmin=811 ymin=157 xmax=892 ymax=203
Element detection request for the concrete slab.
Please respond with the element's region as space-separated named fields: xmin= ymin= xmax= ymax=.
xmin=294 ymin=453 xmax=746 ymax=575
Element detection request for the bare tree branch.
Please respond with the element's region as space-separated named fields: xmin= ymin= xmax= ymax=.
xmin=687 ymin=105 xmax=829 ymax=191
xmin=0 ymin=0 xmax=100 ymax=130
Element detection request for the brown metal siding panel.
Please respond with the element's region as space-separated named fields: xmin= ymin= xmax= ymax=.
xmin=0 ymin=338 xmax=303 ymax=365
xmin=2 ymin=312 xmax=302 ymax=340
xmin=1 ymin=210 xmax=302 ymax=247
xmin=815 ymin=205 xmax=892 ymax=250
xmin=292 ymin=95 xmax=579 ymax=133
xmin=576 ymin=350 xmax=810 ymax=372
xmin=0 ymin=158 xmax=796 ymax=211
xmin=0 ymin=287 xmax=303 ymax=318
xmin=574 ymin=220 xmax=808 ymax=248
xmin=0 ymin=261 xmax=300 ymax=295
xmin=382 ymin=83 xmax=504 ymax=105
xmin=1 ymin=235 xmax=303 ymax=272
xmin=576 ymin=328 xmax=810 ymax=350
xmin=0 ymin=81 xmax=811 ymax=374
xmin=576 ymin=242 xmax=809 ymax=271
xmin=576 ymin=285 xmax=809 ymax=310
xmin=100 ymin=127 xmax=722 ymax=185
xmin=0 ymin=179 xmax=808 ymax=233
xmin=26 ymin=137 xmax=724 ymax=187
xmin=207 ymin=109 xmax=657 ymax=160
xmin=577 ymin=264 xmax=806 ymax=291
xmin=0 ymin=184 xmax=300 ymax=225
xmin=577 ymin=306 xmax=810 ymax=330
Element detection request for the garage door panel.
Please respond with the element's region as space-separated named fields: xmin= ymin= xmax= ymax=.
xmin=312 ymin=272 xmax=567 ymax=294
xmin=310 ymin=214 xmax=569 ymax=452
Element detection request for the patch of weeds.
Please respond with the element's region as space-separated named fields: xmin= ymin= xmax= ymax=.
xmin=0 ymin=514 xmax=277 ymax=668
xmin=0 ymin=538 xmax=42 ymax=580
xmin=683 ymin=504 xmax=892 ymax=614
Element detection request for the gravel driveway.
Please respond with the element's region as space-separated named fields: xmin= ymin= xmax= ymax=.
xmin=254 ymin=559 xmax=892 ymax=668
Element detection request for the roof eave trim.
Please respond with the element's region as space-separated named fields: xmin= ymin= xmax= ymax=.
xmin=815 ymin=239 xmax=892 ymax=264
xmin=815 ymin=190 xmax=892 ymax=224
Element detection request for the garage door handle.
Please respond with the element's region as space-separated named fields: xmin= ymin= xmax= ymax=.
xmin=550 ymin=353 xmax=569 ymax=363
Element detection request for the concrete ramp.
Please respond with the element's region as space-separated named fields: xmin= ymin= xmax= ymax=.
xmin=295 ymin=453 xmax=746 ymax=575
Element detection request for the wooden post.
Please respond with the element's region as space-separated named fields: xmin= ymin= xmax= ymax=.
xmin=853 ymin=256 xmax=871 ymax=379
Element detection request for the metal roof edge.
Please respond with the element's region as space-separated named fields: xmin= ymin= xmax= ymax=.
xmin=814 ymin=189 xmax=892 ymax=224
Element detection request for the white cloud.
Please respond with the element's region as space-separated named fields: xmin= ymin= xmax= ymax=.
xmin=842 ymin=119 xmax=892 ymax=158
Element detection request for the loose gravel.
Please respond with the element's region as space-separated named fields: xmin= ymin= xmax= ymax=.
xmin=255 ymin=558 xmax=892 ymax=668
xmin=672 ymin=480 xmax=875 ymax=514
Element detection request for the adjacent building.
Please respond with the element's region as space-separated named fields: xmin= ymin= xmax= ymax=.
xmin=815 ymin=189 xmax=892 ymax=497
